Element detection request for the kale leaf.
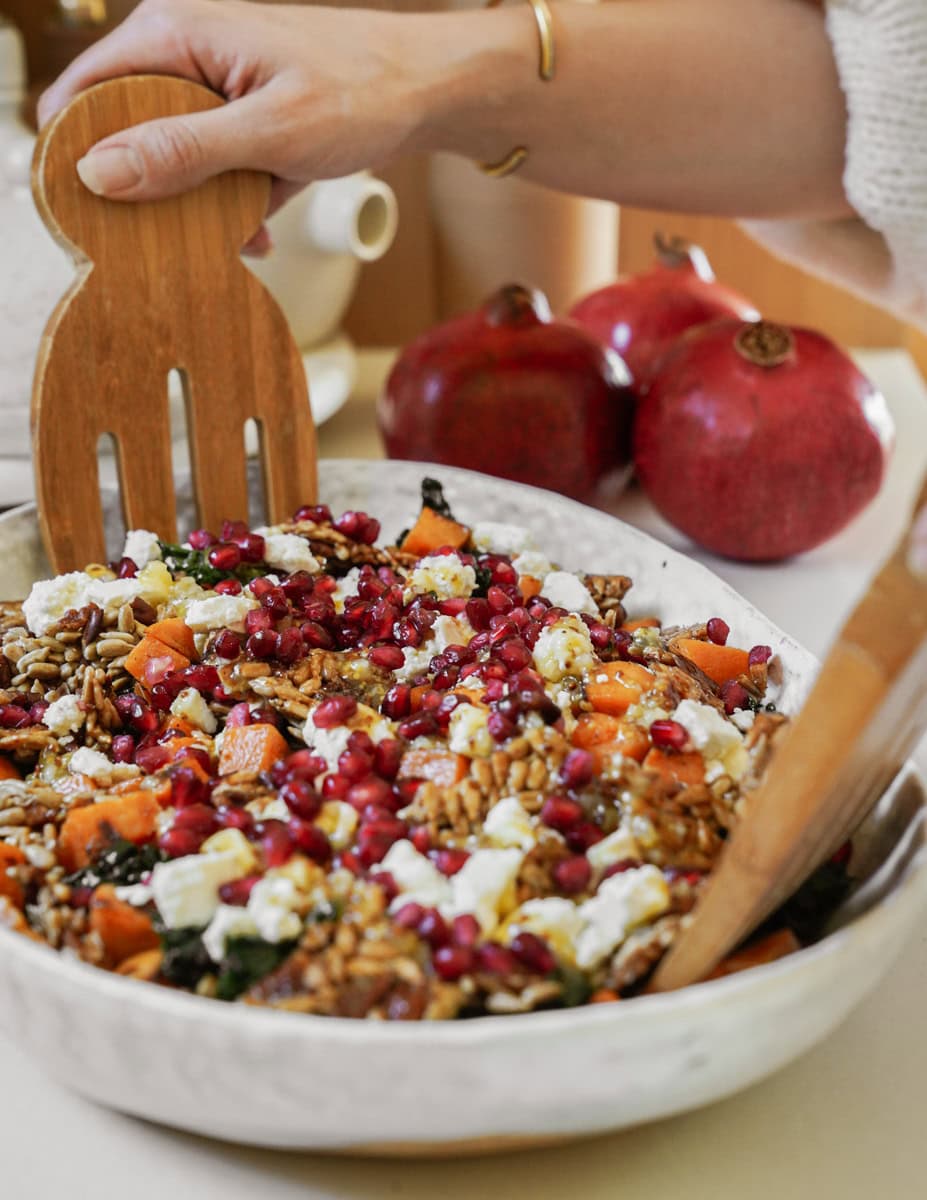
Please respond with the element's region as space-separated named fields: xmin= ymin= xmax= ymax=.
xmin=214 ymin=936 xmax=298 ymax=1001
xmin=158 ymin=541 xmax=268 ymax=589
xmin=159 ymin=926 xmax=213 ymax=990
xmin=65 ymin=838 xmax=165 ymax=890
xmin=762 ymin=858 xmax=852 ymax=945
xmin=420 ymin=477 xmax=455 ymax=520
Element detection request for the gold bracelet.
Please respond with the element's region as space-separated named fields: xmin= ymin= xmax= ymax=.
xmin=478 ymin=0 xmax=556 ymax=179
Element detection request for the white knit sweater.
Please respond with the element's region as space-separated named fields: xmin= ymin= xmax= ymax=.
xmin=744 ymin=0 xmax=927 ymax=326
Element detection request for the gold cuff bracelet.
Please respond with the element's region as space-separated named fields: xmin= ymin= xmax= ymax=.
xmin=478 ymin=0 xmax=556 ymax=179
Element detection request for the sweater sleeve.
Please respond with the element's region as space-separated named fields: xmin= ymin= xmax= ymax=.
xmin=742 ymin=0 xmax=927 ymax=327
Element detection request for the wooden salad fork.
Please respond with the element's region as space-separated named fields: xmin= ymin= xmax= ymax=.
xmin=31 ymin=75 xmax=317 ymax=572
xmin=651 ymin=473 xmax=927 ymax=992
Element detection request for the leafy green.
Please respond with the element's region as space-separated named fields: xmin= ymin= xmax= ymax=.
xmin=215 ymin=936 xmax=297 ymax=1001
xmin=555 ymin=964 xmax=593 ymax=1008
xmin=762 ymin=858 xmax=852 ymax=944
xmin=65 ymin=838 xmax=165 ymax=890
xmin=158 ymin=926 xmax=213 ymax=989
xmin=158 ymin=541 xmax=268 ymax=589
xmin=420 ymin=477 xmax=456 ymax=520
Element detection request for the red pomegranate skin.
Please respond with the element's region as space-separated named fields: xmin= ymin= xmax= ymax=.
xmin=568 ymin=241 xmax=759 ymax=388
xmin=377 ymin=285 xmax=634 ymax=502
xmin=633 ymin=320 xmax=894 ymax=561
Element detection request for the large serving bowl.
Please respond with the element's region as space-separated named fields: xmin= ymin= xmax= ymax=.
xmin=0 ymin=460 xmax=924 ymax=1152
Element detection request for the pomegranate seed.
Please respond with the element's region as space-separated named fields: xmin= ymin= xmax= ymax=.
xmin=134 ymin=743 xmax=172 ymax=773
xmin=487 ymin=711 xmax=517 ymax=742
xmin=0 ymin=704 xmax=31 ymax=728
xmin=720 ymin=680 xmax=750 ymax=714
xmin=381 ymin=685 xmax=412 ymax=722
xmin=159 ymin=827 xmax=204 ymax=857
xmin=487 ymin=585 xmax=513 ymax=614
xmin=281 ymin=571 xmax=315 ymax=601
xmin=588 ymin=624 xmax=615 ymax=652
xmin=706 ymin=617 xmax=730 ymax=645
xmin=246 ymin=629 xmax=279 ymax=660
xmin=287 ymin=818 xmax=332 ymax=864
xmin=371 ymin=870 xmax=399 ymax=902
xmin=650 ymin=719 xmax=689 ymax=750
xmin=432 ymin=666 xmax=459 ymax=691
xmin=432 ymin=848 xmax=470 ymax=876
xmin=69 ymin=885 xmax=95 ymax=908
xmin=213 ymin=629 xmax=242 ymax=659
xmin=172 ymin=804 xmax=220 ymax=838
xmin=221 ymin=520 xmax=249 ymax=542
xmin=219 ymin=876 xmax=259 ymax=906
xmin=259 ymin=820 xmax=295 ymax=867
xmin=451 ymin=914 xmax=481 ymax=947
xmin=510 ymin=931 xmax=556 ymax=974
xmin=170 ymin=767 xmax=210 ymax=809
xmin=338 ymin=748 xmax=373 ymax=783
xmin=373 ymin=739 xmax=402 ymax=780
xmin=497 ymin=638 xmax=533 ymax=673
xmin=208 ymin=543 xmax=241 ymax=571
xmin=225 ymin=702 xmax=252 ymax=727
xmin=313 ymin=694 xmax=357 ymax=728
xmin=299 ymin=620 xmax=334 ymax=650
xmin=188 ymin=528 xmax=216 ymax=550
xmin=217 ymin=806 xmax=254 ymax=833
xmin=142 ymin=655 xmax=177 ymax=688
xmin=244 ymin=608 xmax=274 ymax=636
xmin=275 ymin=627 xmax=304 ymax=665
xmin=288 ymin=750 xmax=328 ymax=780
xmin=540 ymin=795 xmax=584 ymax=832
xmin=321 ymin=774 xmax=351 ymax=800
xmin=553 ymin=855 xmax=592 ymax=894
xmin=566 ymin=821 xmax=605 ymax=852
xmin=409 ymin=825 xmax=431 ymax=854
xmin=357 ymin=516 xmax=381 ymax=545
xmin=250 ymin=577 xmax=276 ymax=599
xmin=175 ymin=746 xmax=214 ymax=777
xmin=334 ymin=511 xmax=362 ymax=539
xmin=397 ymin=711 xmax=438 ymax=740
xmin=339 ymin=850 xmax=363 ymax=875
xmin=602 ymin=858 xmax=641 ymax=881
xmin=476 ymin=943 xmax=519 ymax=975
xmin=182 ymin=664 xmax=221 ymax=693
xmin=111 ymin=733 xmax=135 ymax=763
xmin=280 ymin=778 xmax=322 ymax=820
xmin=749 ymin=644 xmax=773 ymax=665
xmin=394 ymin=902 xmax=425 ymax=929
xmin=260 ymin=587 xmax=289 ymax=619
xmin=369 ymin=644 xmax=404 ymax=671
xmin=484 ymin=679 xmax=505 ymax=702
xmin=346 ymin=731 xmax=375 ymax=757
xmin=114 ymin=556 xmax=138 ymax=579
xmin=346 ymin=776 xmax=396 ymax=813
xmin=236 ymin=532 xmax=266 ymax=563
xmin=357 ymin=816 xmax=407 ymax=866
xmin=417 ymin=908 xmax=450 ymax=949
xmin=559 ymin=749 xmax=595 ymax=789
xmin=433 ymin=945 xmax=476 ymax=981
xmin=394 ymin=619 xmax=422 ymax=648
xmin=294 ymin=503 xmax=331 ymax=523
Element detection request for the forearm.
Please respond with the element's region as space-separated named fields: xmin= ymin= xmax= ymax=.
xmin=409 ymin=0 xmax=851 ymax=219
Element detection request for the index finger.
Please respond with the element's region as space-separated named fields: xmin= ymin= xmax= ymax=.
xmin=37 ymin=8 xmax=207 ymax=128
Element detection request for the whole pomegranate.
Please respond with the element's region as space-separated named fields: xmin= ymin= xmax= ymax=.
xmin=378 ymin=284 xmax=634 ymax=502
xmin=633 ymin=320 xmax=894 ymax=561
xmin=568 ymin=235 xmax=759 ymax=389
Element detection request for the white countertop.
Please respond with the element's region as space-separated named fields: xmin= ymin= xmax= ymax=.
xmin=2 ymin=348 xmax=926 ymax=1197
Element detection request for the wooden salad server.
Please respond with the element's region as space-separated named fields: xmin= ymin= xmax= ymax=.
xmin=31 ymin=75 xmax=317 ymax=572
xmin=651 ymin=473 xmax=927 ymax=992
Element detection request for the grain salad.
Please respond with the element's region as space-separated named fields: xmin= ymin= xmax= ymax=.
xmin=0 ymin=482 xmax=850 ymax=1018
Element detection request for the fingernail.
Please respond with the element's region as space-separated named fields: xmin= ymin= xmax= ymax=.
xmin=908 ymin=505 xmax=927 ymax=579
xmin=77 ymin=145 xmax=143 ymax=197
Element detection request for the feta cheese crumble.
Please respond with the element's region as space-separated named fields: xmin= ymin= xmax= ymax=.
xmin=256 ymin=530 xmax=320 ymax=576
xmin=170 ymin=687 xmax=218 ymax=734
xmin=540 ymin=571 xmax=599 ymax=617
xmin=471 ymin=522 xmax=538 ymax=557
xmin=382 ymin=841 xmax=453 ymax=910
xmin=122 ymin=529 xmax=162 ymax=568
xmin=575 ymin=865 xmax=671 ymax=969
xmin=151 ymin=850 xmax=250 ymax=930
xmin=446 ymin=848 xmax=523 ymax=934
xmin=42 ymin=694 xmax=85 ymax=737
xmin=673 ymin=698 xmax=747 ymax=780
xmin=447 ymin=703 xmax=493 ymax=758
xmin=70 ymin=746 xmax=139 ymax=787
xmin=532 ymin=615 xmax=599 ymax=682
xmin=483 ymin=796 xmax=537 ymax=851
xmin=404 ymin=554 xmax=477 ymax=602
xmin=184 ymin=592 xmax=259 ymax=634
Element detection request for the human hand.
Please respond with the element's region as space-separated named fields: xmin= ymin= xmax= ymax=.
xmin=38 ymin=0 xmax=424 ymax=252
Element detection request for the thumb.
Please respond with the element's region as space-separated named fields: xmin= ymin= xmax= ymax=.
xmin=76 ymin=103 xmax=254 ymax=202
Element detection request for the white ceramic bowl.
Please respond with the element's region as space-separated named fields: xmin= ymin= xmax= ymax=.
xmin=1 ymin=460 xmax=925 ymax=1153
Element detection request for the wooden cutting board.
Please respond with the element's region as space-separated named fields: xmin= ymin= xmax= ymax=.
xmin=31 ymin=74 xmax=317 ymax=572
